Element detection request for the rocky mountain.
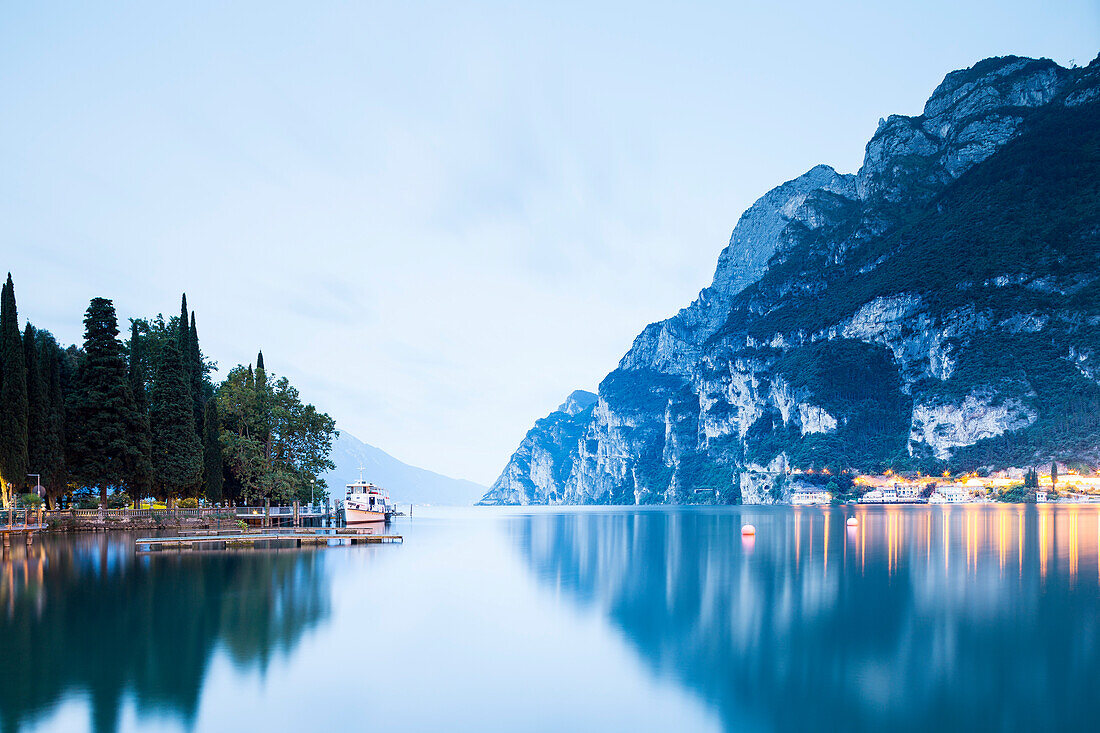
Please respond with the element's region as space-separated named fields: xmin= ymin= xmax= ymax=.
xmin=478 ymin=390 xmax=597 ymax=505
xmin=324 ymin=431 xmax=485 ymax=505
xmin=482 ymin=54 xmax=1100 ymax=506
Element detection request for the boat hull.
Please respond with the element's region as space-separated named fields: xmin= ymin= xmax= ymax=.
xmin=345 ymin=505 xmax=387 ymax=525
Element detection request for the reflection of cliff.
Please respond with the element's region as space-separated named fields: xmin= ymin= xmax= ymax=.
xmin=0 ymin=534 xmax=330 ymax=733
xmin=514 ymin=508 xmax=1100 ymax=731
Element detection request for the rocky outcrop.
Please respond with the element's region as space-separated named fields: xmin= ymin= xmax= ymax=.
xmin=477 ymin=391 xmax=596 ymax=505
xmin=483 ymin=54 xmax=1100 ymax=506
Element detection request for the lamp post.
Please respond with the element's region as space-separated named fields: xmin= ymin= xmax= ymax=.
xmin=311 ymin=479 xmax=315 ymax=508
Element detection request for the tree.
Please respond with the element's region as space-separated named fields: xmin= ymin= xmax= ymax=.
xmin=126 ymin=321 xmax=154 ymax=503
xmin=0 ymin=273 xmax=28 ymax=508
xmin=1051 ymin=462 xmax=1059 ymax=489
xmin=36 ymin=332 xmax=67 ymax=508
xmin=23 ymin=323 xmax=47 ymax=493
xmin=128 ymin=321 xmax=149 ymax=414
xmin=217 ymin=365 xmax=263 ymax=501
xmin=67 ymin=298 xmax=150 ymax=504
xmin=188 ymin=312 xmax=206 ymax=435
xmin=1024 ymin=468 xmax=1039 ymax=490
xmin=177 ymin=294 xmax=190 ymax=366
xmin=149 ymin=337 xmax=202 ymax=500
xmin=202 ymin=399 xmax=224 ymax=502
xmin=254 ymin=350 xmax=271 ymax=486
xmin=216 ymin=358 xmax=336 ymax=504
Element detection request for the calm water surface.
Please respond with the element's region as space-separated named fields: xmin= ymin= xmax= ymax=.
xmin=2 ymin=505 xmax=1098 ymax=732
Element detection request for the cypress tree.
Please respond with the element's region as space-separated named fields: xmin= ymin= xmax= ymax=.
xmin=188 ymin=312 xmax=205 ymax=435
xmin=23 ymin=322 xmax=46 ymax=491
xmin=128 ymin=321 xmax=148 ymax=413
xmin=0 ymin=273 xmax=28 ymax=507
xmin=202 ymin=398 xmax=224 ymax=502
xmin=67 ymin=298 xmax=149 ymax=505
xmin=149 ymin=337 xmax=202 ymax=499
xmin=253 ymin=350 xmax=272 ymax=495
xmin=178 ymin=294 xmax=190 ymax=375
xmin=126 ymin=321 xmax=155 ymax=504
xmin=37 ymin=332 xmax=67 ymax=508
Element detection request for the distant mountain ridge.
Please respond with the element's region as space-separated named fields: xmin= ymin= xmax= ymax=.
xmin=324 ymin=432 xmax=484 ymax=506
xmin=483 ymin=54 xmax=1100 ymax=506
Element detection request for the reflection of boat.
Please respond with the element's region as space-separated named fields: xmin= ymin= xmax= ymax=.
xmin=344 ymin=471 xmax=394 ymax=525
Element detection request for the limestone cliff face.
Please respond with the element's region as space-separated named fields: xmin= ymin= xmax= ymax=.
xmin=484 ymin=55 xmax=1100 ymax=506
xmin=477 ymin=391 xmax=596 ymax=505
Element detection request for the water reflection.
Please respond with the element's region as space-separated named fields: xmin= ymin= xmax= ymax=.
xmin=514 ymin=506 xmax=1100 ymax=732
xmin=0 ymin=533 xmax=329 ymax=733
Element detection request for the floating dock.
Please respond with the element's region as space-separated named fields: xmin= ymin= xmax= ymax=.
xmin=136 ymin=528 xmax=403 ymax=552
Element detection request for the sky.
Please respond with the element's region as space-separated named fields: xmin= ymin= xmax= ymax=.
xmin=1 ymin=1 xmax=1097 ymax=485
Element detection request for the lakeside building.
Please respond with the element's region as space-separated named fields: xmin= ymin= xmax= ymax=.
xmin=928 ymin=484 xmax=971 ymax=503
xmin=859 ymin=484 xmax=924 ymax=503
xmin=791 ymin=487 xmax=832 ymax=505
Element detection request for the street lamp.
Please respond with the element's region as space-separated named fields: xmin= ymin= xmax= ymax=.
xmin=310 ymin=479 xmax=315 ymax=508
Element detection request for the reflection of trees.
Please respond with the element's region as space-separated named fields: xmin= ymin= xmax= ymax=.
xmin=513 ymin=509 xmax=1100 ymax=732
xmin=0 ymin=533 xmax=330 ymax=733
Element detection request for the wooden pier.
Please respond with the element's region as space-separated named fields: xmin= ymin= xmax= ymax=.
xmin=2 ymin=523 xmax=48 ymax=550
xmin=2 ymin=507 xmax=48 ymax=552
xmin=136 ymin=528 xmax=403 ymax=552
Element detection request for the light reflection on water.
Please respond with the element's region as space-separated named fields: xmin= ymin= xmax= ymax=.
xmin=512 ymin=505 xmax=1100 ymax=732
xmin=2 ymin=506 xmax=1098 ymax=732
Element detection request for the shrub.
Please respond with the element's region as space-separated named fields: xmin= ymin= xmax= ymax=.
xmin=105 ymin=492 xmax=132 ymax=509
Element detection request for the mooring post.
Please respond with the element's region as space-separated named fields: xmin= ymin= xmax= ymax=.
xmin=293 ymin=501 xmax=300 ymax=528
xmin=410 ymin=504 xmax=413 ymax=518
xmin=264 ymin=499 xmax=271 ymax=528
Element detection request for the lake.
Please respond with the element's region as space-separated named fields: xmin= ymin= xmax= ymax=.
xmin=2 ymin=505 xmax=1098 ymax=732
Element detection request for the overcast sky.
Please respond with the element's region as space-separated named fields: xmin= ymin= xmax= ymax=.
xmin=2 ymin=1 xmax=1097 ymax=484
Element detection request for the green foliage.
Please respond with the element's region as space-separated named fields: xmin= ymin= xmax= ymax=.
xmin=18 ymin=493 xmax=42 ymax=508
xmin=125 ymin=321 xmax=154 ymax=501
xmin=699 ymin=97 xmax=1100 ymax=475
xmin=0 ymin=274 xmax=28 ymax=507
xmin=23 ymin=323 xmax=47 ymax=482
xmin=742 ymin=100 xmax=1100 ymax=340
xmin=945 ymin=330 xmax=1100 ymax=470
xmin=1024 ymin=468 xmax=1039 ymax=489
xmin=675 ymin=452 xmax=737 ymax=502
xmin=599 ymin=368 xmax=690 ymax=416
xmin=216 ymin=359 xmax=336 ymax=504
xmin=202 ymin=398 xmax=225 ymax=502
xmin=67 ymin=299 xmax=152 ymax=503
xmin=127 ymin=321 xmax=148 ymax=413
xmin=187 ymin=313 xmax=206 ymax=434
xmin=995 ymin=484 xmax=1032 ymax=503
xmin=769 ymin=340 xmax=911 ymax=472
xmin=149 ymin=337 xmax=202 ymax=498
xmin=105 ymin=491 xmax=132 ymax=509
xmin=36 ymin=331 xmax=67 ymax=505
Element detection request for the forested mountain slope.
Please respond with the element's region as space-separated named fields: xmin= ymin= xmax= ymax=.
xmin=483 ymin=54 xmax=1100 ymax=505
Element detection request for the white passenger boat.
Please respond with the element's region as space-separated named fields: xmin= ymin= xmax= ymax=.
xmin=344 ymin=473 xmax=394 ymax=525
